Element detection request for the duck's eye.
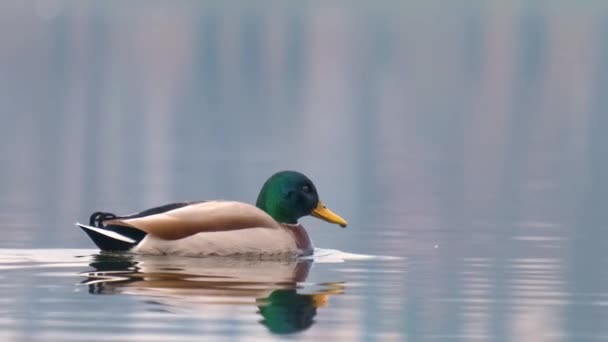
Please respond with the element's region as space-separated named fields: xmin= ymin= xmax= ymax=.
xmin=302 ymin=185 xmax=311 ymax=193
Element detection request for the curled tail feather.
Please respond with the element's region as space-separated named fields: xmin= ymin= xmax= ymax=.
xmin=89 ymin=211 xmax=118 ymax=227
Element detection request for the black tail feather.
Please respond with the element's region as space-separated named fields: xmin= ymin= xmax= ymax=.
xmin=78 ymin=223 xmax=146 ymax=252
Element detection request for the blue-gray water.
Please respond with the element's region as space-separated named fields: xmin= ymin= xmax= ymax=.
xmin=1 ymin=1 xmax=608 ymax=341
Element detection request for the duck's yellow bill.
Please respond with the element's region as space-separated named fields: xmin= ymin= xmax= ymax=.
xmin=311 ymin=201 xmax=348 ymax=228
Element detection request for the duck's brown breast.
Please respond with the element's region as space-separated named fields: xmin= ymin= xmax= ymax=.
xmin=286 ymin=224 xmax=313 ymax=253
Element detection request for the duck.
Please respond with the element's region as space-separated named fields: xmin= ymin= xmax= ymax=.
xmin=76 ymin=171 xmax=348 ymax=257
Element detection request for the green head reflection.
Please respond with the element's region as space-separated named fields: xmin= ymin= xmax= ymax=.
xmin=257 ymin=289 xmax=329 ymax=334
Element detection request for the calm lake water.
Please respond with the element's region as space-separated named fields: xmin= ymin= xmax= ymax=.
xmin=1 ymin=1 xmax=608 ymax=341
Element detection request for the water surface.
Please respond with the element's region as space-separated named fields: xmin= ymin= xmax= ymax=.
xmin=1 ymin=1 xmax=608 ymax=341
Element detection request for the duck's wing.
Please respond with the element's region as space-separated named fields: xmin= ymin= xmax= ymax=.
xmin=103 ymin=201 xmax=282 ymax=240
xmin=118 ymin=201 xmax=205 ymax=220
xmin=88 ymin=201 xmax=204 ymax=227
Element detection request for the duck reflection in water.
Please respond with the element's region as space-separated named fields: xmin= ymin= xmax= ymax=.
xmin=82 ymin=253 xmax=344 ymax=334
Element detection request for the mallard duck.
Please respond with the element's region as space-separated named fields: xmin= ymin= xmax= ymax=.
xmin=76 ymin=171 xmax=347 ymax=257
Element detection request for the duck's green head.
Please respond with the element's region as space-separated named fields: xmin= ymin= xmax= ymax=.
xmin=256 ymin=171 xmax=348 ymax=227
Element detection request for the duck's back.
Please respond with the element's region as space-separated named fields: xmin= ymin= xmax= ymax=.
xmin=105 ymin=201 xmax=282 ymax=240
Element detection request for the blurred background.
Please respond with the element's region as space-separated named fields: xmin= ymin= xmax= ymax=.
xmin=1 ymin=1 xmax=607 ymax=340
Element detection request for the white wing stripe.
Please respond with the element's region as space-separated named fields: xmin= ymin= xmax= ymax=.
xmin=75 ymin=223 xmax=136 ymax=243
